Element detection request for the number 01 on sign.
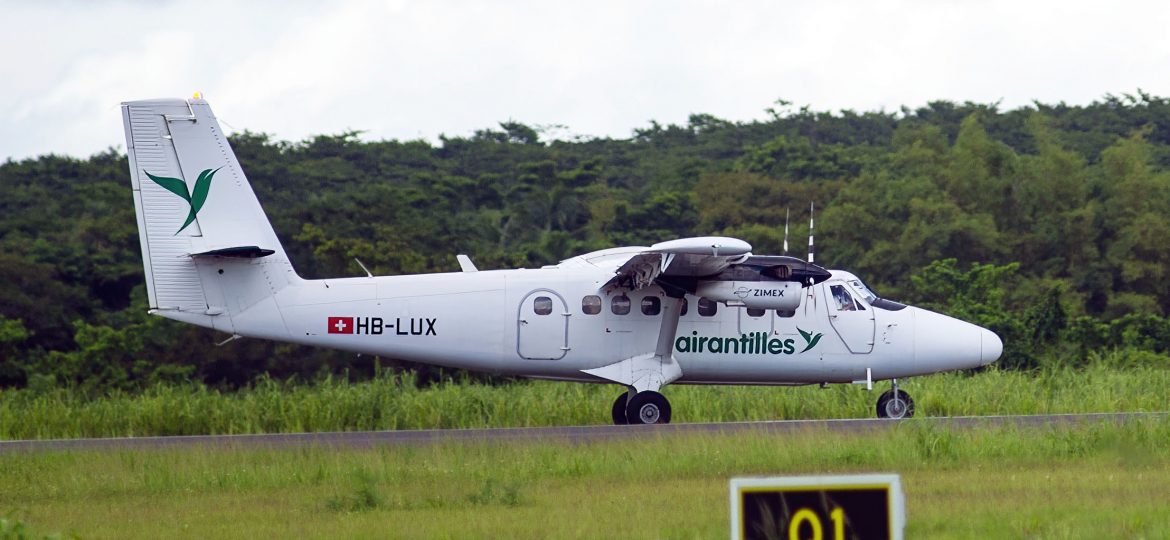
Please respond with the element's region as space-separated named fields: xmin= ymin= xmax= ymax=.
xmin=729 ymin=474 xmax=905 ymax=540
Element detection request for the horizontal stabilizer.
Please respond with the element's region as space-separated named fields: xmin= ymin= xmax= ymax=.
xmin=191 ymin=246 xmax=276 ymax=259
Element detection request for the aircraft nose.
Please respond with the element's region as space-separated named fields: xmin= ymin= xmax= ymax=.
xmin=981 ymin=328 xmax=1003 ymax=365
xmin=911 ymin=308 xmax=992 ymax=371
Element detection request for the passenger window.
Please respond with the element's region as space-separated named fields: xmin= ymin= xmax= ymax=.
xmin=746 ymin=307 xmax=766 ymax=318
xmin=776 ymin=308 xmax=796 ymax=318
xmin=611 ymin=294 xmax=631 ymax=315
xmin=680 ymin=298 xmax=688 ymax=316
xmin=698 ymin=297 xmax=717 ymax=317
xmin=830 ymin=285 xmax=862 ymax=312
xmin=534 ymin=296 xmax=553 ymax=315
xmin=641 ymin=296 xmax=661 ymax=316
xmin=582 ymin=295 xmax=601 ymax=315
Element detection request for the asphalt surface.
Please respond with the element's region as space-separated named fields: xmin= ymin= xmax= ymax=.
xmin=1 ymin=412 xmax=1164 ymax=452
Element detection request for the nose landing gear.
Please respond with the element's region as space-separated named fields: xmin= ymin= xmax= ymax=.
xmin=876 ymin=379 xmax=915 ymax=419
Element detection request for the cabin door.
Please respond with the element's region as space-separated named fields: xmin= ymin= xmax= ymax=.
xmin=517 ymin=289 xmax=570 ymax=360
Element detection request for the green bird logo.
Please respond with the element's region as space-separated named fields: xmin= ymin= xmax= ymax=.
xmin=797 ymin=327 xmax=823 ymax=353
xmin=145 ymin=167 xmax=222 ymax=234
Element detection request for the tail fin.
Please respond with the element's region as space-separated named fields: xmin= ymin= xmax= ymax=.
xmin=122 ymin=96 xmax=298 ymax=333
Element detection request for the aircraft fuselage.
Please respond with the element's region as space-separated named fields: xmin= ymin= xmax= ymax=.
xmin=186 ymin=252 xmax=997 ymax=387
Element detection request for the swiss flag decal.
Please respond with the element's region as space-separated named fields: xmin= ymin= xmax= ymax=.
xmin=328 ymin=316 xmax=354 ymax=334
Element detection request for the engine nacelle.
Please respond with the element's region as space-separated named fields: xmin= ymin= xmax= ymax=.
xmin=695 ymin=280 xmax=802 ymax=310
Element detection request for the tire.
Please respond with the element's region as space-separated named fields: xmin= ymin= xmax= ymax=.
xmin=611 ymin=393 xmax=629 ymax=425
xmin=876 ymin=389 xmax=915 ymax=419
xmin=626 ymin=391 xmax=671 ymax=424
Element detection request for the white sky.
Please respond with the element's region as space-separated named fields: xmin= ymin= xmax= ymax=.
xmin=2 ymin=0 xmax=1169 ymax=161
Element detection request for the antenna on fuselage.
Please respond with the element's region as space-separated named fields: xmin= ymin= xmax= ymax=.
xmin=783 ymin=207 xmax=790 ymax=255
xmin=354 ymin=257 xmax=373 ymax=278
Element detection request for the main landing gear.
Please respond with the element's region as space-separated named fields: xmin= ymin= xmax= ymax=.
xmin=875 ymin=379 xmax=915 ymax=419
xmin=611 ymin=389 xmax=672 ymax=425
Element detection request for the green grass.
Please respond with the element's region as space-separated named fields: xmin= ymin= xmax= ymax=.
xmin=2 ymin=362 xmax=1169 ymax=439
xmin=2 ymin=419 xmax=1170 ymax=538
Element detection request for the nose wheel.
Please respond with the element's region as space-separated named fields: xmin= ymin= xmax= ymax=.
xmin=876 ymin=380 xmax=915 ymax=419
xmin=612 ymin=390 xmax=671 ymax=424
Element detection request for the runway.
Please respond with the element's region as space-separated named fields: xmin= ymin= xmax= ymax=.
xmin=1 ymin=412 xmax=1164 ymax=452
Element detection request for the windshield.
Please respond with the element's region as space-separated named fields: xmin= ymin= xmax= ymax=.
xmin=847 ymin=279 xmax=878 ymax=303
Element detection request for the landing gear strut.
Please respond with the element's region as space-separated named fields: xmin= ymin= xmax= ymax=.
xmin=612 ymin=389 xmax=672 ymax=425
xmin=876 ymin=379 xmax=915 ymax=419
xmin=597 ymin=295 xmax=683 ymax=425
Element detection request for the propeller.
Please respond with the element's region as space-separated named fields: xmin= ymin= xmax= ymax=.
xmin=807 ymin=201 xmax=815 ymax=264
xmin=806 ymin=202 xmax=818 ymax=314
xmin=783 ymin=207 xmax=790 ymax=255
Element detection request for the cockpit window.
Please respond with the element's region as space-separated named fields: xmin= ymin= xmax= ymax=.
xmin=830 ymin=284 xmax=865 ymax=311
xmin=847 ymin=279 xmax=878 ymax=304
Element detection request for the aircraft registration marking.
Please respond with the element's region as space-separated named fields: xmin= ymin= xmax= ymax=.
xmin=326 ymin=316 xmax=436 ymax=335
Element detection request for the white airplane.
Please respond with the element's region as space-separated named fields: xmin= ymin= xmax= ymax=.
xmin=120 ymin=97 xmax=1002 ymax=425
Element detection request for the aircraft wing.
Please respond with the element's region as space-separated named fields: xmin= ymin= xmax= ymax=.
xmin=603 ymin=236 xmax=752 ymax=290
xmin=603 ymin=237 xmax=831 ymax=291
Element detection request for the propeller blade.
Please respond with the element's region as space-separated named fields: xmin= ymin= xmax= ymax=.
xmin=783 ymin=207 xmax=790 ymax=255
xmin=807 ymin=202 xmax=815 ymax=264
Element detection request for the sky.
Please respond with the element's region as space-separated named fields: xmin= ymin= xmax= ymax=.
xmin=3 ymin=0 xmax=1170 ymax=161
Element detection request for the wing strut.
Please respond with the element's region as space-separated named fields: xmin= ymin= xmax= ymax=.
xmin=654 ymin=296 xmax=683 ymax=360
xmin=581 ymin=294 xmax=684 ymax=393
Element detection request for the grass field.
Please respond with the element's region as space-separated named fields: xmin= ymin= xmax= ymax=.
xmin=2 ymin=418 xmax=1169 ymax=538
xmin=2 ymin=362 xmax=1169 ymax=439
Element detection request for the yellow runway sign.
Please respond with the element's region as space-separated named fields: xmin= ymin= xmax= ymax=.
xmin=730 ymin=474 xmax=904 ymax=540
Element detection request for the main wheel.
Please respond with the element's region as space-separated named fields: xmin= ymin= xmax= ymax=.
xmin=626 ymin=391 xmax=671 ymax=424
xmin=876 ymin=389 xmax=915 ymax=419
xmin=611 ymin=392 xmax=629 ymax=425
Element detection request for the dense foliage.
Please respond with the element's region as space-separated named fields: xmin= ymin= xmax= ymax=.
xmin=5 ymin=92 xmax=1170 ymax=391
